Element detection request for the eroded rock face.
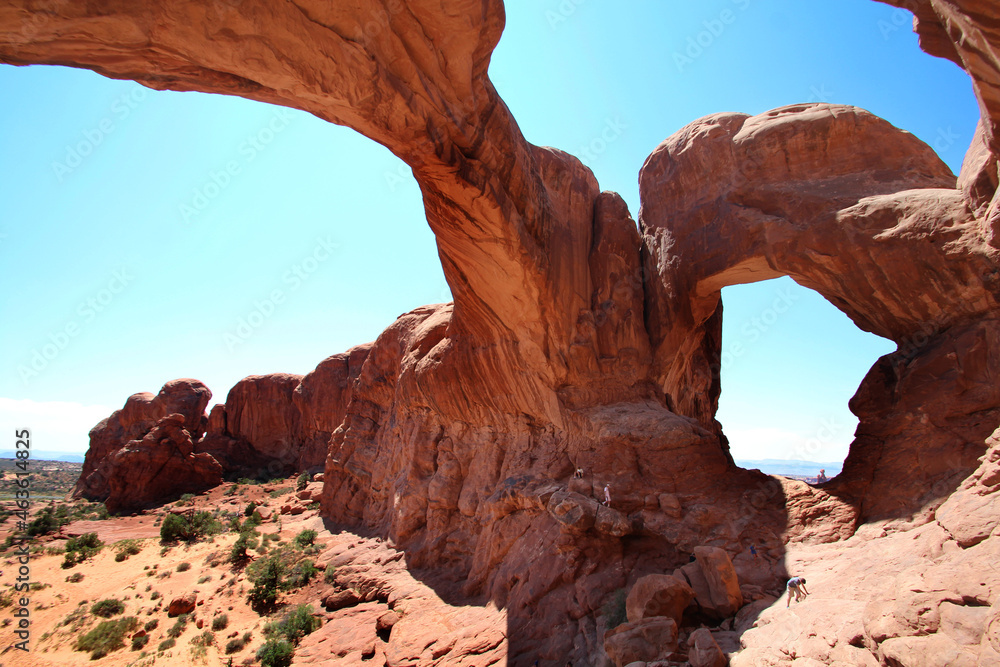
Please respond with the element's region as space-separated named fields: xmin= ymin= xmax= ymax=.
xmin=8 ymin=1 xmax=1000 ymax=664
xmin=78 ymin=346 xmax=368 ymax=509
xmin=73 ymin=378 xmax=213 ymax=504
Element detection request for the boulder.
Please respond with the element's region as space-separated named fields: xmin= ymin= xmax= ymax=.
xmin=168 ymin=592 xmax=197 ymax=617
xmin=604 ymin=617 xmax=678 ymax=667
xmin=693 ymin=547 xmax=743 ymax=619
xmin=687 ymin=627 xmax=726 ymax=667
xmin=625 ymin=574 xmax=694 ymax=625
xmin=878 ymin=634 xmax=978 ymax=667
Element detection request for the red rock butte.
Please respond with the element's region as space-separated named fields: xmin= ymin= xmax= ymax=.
xmin=4 ymin=1 xmax=1000 ymax=664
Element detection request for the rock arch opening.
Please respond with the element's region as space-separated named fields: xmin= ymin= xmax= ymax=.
xmin=715 ymin=277 xmax=895 ymax=482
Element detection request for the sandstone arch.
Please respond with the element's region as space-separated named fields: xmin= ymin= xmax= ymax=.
xmin=638 ymin=102 xmax=1000 ymax=523
xmin=5 ymin=1 xmax=1000 ymax=663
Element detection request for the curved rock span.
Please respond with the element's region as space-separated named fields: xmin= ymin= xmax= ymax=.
xmin=10 ymin=1 xmax=1000 ymax=664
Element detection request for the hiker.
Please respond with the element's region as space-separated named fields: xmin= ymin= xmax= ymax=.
xmin=816 ymin=469 xmax=828 ymax=483
xmin=573 ymin=467 xmax=584 ymax=479
xmin=749 ymin=543 xmax=758 ymax=560
xmin=603 ymin=483 xmax=611 ymax=506
xmin=786 ymin=576 xmax=809 ymax=606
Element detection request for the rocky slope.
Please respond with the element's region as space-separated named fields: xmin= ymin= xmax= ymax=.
xmin=7 ymin=1 xmax=1000 ymax=664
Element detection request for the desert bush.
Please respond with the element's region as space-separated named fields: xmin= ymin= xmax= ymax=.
xmin=191 ymin=630 xmax=214 ymax=647
xmin=248 ymin=555 xmax=285 ymax=611
xmin=225 ymin=637 xmax=245 ymax=654
xmin=265 ymin=604 xmax=319 ymax=646
xmin=324 ymin=566 xmax=337 ymax=585
xmin=158 ymin=637 xmax=176 ymax=651
xmin=65 ymin=572 xmax=84 ymax=583
xmin=160 ymin=511 xmax=222 ymax=542
xmin=176 ymin=562 xmax=191 ymax=572
xmin=212 ymin=613 xmax=229 ymax=631
xmin=131 ymin=633 xmax=149 ymax=651
xmin=144 ymin=618 xmax=159 ymax=631
xmin=114 ymin=538 xmax=143 ymax=562
xmin=257 ymin=639 xmax=294 ymax=667
xmin=295 ymin=472 xmax=311 ymax=491
xmin=293 ymin=529 xmax=317 ymax=548
xmin=285 ymin=559 xmax=317 ymax=589
xmin=62 ymin=532 xmax=104 ymax=567
xmin=91 ymin=598 xmax=125 ymax=618
xmin=230 ymin=531 xmax=258 ymax=563
xmin=75 ymin=616 xmax=139 ymax=659
xmin=166 ymin=615 xmax=188 ymax=638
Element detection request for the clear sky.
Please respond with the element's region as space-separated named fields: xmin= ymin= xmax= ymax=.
xmin=0 ymin=1 xmax=980 ymax=463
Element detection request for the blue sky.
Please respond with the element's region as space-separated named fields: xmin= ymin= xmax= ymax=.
xmin=0 ymin=1 xmax=980 ymax=462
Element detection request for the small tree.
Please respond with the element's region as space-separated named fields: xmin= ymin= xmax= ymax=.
xmin=248 ymin=555 xmax=284 ymax=611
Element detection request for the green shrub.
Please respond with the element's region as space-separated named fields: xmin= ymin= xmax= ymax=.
xmin=293 ymin=529 xmax=317 ymax=548
xmin=166 ymin=615 xmax=188 ymax=638
xmin=285 ymin=559 xmax=317 ymax=589
xmin=176 ymin=562 xmax=191 ymax=572
xmin=75 ymin=616 xmax=139 ymax=659
xmin=160 ymin=513 xmax=188 ymax=542
xmin=160 ymin=511 xmax=222 ymax=542
xmin=144 ymin=618 xmax=159 ymax=632
xmin=62 ymin=532 xmax=104 ymax=567
xmin=257 ymin=639 xmax=294 ymax=667
xmin=244 ymin=502 xmax=258 ymax=517
xmin=27 ymin=507 xmax=59 ymax=536
xmin=211 ymin=613 xmax=229 ymax=631
xmin=114 ymin=539 xmax=143 ymax=562
xmin=265 ymin=604 xmax=319 ymax=646
xmin=158 ymin=637 xmax=176 ymax=651
xmin=324 ymin=566 xmax=337 ymax=585
xmin=295 ymin=472 xmax=311 ymax=491
xmin=178 ymin=493 xmax=195 ymax=505
xmin=65 ymin=572 xmax=84 ymax=583
xmin=248 ymin=555 xmax=285 ymax=611
xmin=91 ymin=598 xmax=125 ymax=618
xmin=131 ymin=633 xmax=150 ymax=651
xmin=225 ymin=637 xmax=245 ymax=654
xmin=230 ymin=531 xmax=258 ymax=563
xmin=150 ymin=591 xmax=161 ymax=600
xmin=191 ymin=630 xmax=214 ymax=647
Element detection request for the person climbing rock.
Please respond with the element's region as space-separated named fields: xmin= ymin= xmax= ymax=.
xmin=786 ymin=576 xmax=809 ymax=607
xmin=750 ymin=543 xmax=758 ymax=560
xmin=574 ymin=467 xmax=584 ymax=479
xmin=603 ymin=483 xmax=611 ymax=506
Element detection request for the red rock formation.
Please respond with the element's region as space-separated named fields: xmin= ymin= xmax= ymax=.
xmin=73 ymin=378 xmax=213 ymax=506
xmin=7 ymin=1 xmax=1000 ymax=664
xmin=197 ymin=347 xmax=369 ymax=475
